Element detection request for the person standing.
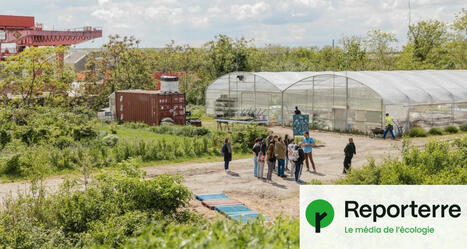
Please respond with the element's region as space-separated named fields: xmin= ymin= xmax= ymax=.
xmin=287 ymin=140 xmax=296 ymax=178
xmin=265 ymin=144 xmax=275 ymax=182
xmin=271 ymin=135 xmax=278 ymax=172
xmin=260 ymin=138 xmax=267 ymax=155
xmin=221 ymin=138 xmax=232 ymax=171
xmin=252 ymin=139 xmax=261 ymax=177
xmin=275 ymin=137 xmax=286 ymax=177
xmin=257 ymin=149 xmax=265 ymax=179
xmin=284 ymin=134 xmax=292 ymax=171
xmin=293 ymin=142 xmax=305 ymax=182
xmin=266 ymin=130 xmax=274 ymax=147
xmin=294 ymin=106 xmax=301 ymax=115
xmin=383 ymin=113 xmax=395 ymax=140
xmin=343 ymin=138 xmax=356 ymax=174
xmin=302 ymin=131 xmax=316 ymax=172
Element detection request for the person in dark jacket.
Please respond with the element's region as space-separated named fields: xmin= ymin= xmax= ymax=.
xmin=293 ymin=142 xmax=305 ymax=182
xmin=284 ymin=134 xmax=291 ymax=171
xmin=252 ymin=138 xmax=261 ymax=177
xmin=221 ymin=137 xmax=232 ymax=171
xmin=343 ymin=138 xmax=356 ymax=174
xmin=294 ymin=106 xmax=301 ymax=115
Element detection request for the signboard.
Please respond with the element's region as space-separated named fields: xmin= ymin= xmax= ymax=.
xmin=0 ymin=30 xmax=5 ymax=40
xmin=293 ymin=114 xmax=309 ymax=136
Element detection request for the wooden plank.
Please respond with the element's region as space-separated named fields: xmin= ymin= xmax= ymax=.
xmin=202 ymin=199 xmax=243 ymax=209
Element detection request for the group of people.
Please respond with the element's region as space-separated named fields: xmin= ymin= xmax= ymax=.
xmin=248 ymin=130 xmax=325 ymax=183
xmin=219 ymin=112 xmax=397 ymax=183
xmin=221 ymin=130 xmax=358 ymax=183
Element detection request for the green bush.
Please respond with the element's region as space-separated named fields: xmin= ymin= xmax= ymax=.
xmin=0 ymin=167 xmax=193 ymax=248
xmin=444 ymin=126 xmax=458 ymax=134
xmin=336 ymin=138 xmax=467 ymax=185
xmin=102 ymin=134 xmax=119 ymax=146
xmin=123 ymin=216 xmax=299 ymax=249
xmin=2 ymin=154 xmax=23 ymax=176
xmin=407 ymin=127 xmax=427 ymax=137
xmin=459 ymin=123 xmax=467 ymax=132
xmin=72 ymin=125 xmax=97 ymax=141
xmin=0 ymin=128 xmax=11 ymax=149
xmin=428 ymin=127 xmax=443 ymax=135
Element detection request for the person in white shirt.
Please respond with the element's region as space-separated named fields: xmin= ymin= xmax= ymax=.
xmin=287 ymin=140 xmax=296 ymax=178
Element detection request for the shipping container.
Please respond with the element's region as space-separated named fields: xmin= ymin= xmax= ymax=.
xmin=114 ymin=90 xmax=186 ymax=126
xmin=0 ymin=15 xmax=35 ymax=28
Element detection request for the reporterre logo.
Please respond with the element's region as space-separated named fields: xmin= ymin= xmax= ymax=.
xmin=306 ymin=199 xmax=334 ymax=233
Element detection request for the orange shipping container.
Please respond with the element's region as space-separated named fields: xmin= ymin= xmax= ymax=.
xmin=114 ymin=90 xmax=185 ymax=125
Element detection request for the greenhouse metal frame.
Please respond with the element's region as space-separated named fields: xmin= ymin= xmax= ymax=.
xmin=205 ymin=70 xmax=467 ymax=134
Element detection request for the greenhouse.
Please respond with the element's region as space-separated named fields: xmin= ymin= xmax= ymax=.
xmin=205 ymin=70 xmax=467 ymax=134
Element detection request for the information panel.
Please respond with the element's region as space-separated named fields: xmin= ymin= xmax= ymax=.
xmin=293 ymin=114 xmax=309 ymax=136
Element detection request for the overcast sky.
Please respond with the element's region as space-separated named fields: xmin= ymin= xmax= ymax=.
xmin=2 ymin=0 xmax=465 ymax=48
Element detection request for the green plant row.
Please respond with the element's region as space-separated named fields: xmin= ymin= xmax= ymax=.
xmin=407 ymin=125 xmax=465 ymax=137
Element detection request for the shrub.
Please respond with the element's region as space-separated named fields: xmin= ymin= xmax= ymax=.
xmin=407 ymin=127 xmax=427 ymax=137
xmin=72 ymin=125 xmax=97 ymax=141
xmin=123 ymin=216 xmax=299 ymax=249
xmin=459 ymin=123 xmax=467 ymax=132
xmin=428 ymin=127 xmax=443 ymax=135
xmin=102 ymin=134 xmax=119 ymax=146
xmin=53 ymin=136 xmax=74 ymax=149
xmin=0 ymin=128 xmax=11 ymax=149
xmin=336 ymin=138 xmax=467 ymax=185
xmin=444 ymin=126 xmax=458 ymax=134
xmin=2 ymin=154 xmax=22 ymax=176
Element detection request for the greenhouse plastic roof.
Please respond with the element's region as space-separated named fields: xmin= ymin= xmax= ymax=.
xmin=212 ymin=70 xmax=467 ymax=105
xmin=328 ymin=70 xmax=467 ymax=104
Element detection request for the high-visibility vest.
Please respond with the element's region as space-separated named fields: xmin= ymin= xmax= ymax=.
xmin=385 ymin=115 xmax=393 ymax=126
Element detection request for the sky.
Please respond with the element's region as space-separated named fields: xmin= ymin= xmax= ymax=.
xmin=2 ymin=0 xmax=465 ymax=48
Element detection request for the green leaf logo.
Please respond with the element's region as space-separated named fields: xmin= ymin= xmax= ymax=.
xmin=305 ymin=199 xmax=334 ymax=233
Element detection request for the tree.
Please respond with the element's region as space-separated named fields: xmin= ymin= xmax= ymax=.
xmin=447 ymin=9 xmax=467 ymax=68
xmin=453 ymin=8 xmax=467 ymax=37
xmin=340 ymin=36 xmax=368 ymax=70
xmin=0 ymin=46 xmax=74 ymax=105
xmin=203 ymin=34 xmax=252 ymax=78
xmin=366 ymin=29 xmax=398 ymax=70
xmin=85 ymin=35 xmax=154 ymax=97
xmin=408 ymin=20 xmax=447 ymax=62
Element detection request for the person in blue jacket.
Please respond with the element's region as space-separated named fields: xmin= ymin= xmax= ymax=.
xmin=302 ymin=131 xmax=316 ymax=172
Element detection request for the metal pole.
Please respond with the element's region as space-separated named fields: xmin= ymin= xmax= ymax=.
xmin=451 ymin=103 xmax=454 ymax=125
xmin=312 ymin=77 xmax=315 ymax=118
xmin=332 ymin=74 xmax=335 ymax=128
xmin=345 ymin=76 xmax=349 ymax=131
xmin=380 ymin=99 xmax=384 ymax=129
xmin=281 ymin=91 xmax=284 ymax=126
xmin=254 ymin=75 xmax=257 ymax=112
xmin=228 ymin=73 xmax=231 ymax=98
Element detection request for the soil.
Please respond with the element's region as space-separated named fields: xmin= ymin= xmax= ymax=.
xmin=0 ymin=128 xmax=460 ymax=219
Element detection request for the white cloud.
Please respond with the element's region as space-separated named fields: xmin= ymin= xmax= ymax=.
xmin=97 ymin=0 xmax=110 ymax=7
xmin=4 ymin=0 xmax=464 ymax=48
xmin=91 ymin=7 xmax=124 ymax=20
xmin=231 ymin=2 xmax=270 ymax=20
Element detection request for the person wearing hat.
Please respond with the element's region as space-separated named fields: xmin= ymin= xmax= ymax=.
xmin=383 ymin=113 xmax=395 ymax=139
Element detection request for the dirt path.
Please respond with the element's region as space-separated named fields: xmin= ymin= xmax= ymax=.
xmin=0 ymin=129 xmax=458 ymax=218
